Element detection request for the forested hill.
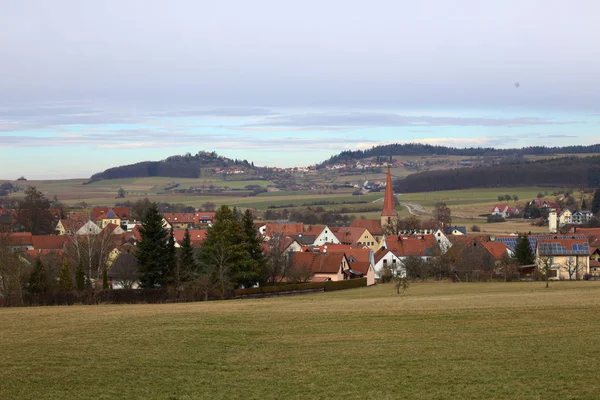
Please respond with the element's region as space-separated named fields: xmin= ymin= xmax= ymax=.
xmin=88 ymin=151 xmax=258 ymax=181
xmin=393 ymin=156 xmax=600 ymax=193
xmin=321 ymin=143 xmax=600 ymax=165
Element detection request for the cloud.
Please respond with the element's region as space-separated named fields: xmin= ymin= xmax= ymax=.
xmin=245 ymin=112 xmax=579 ymax=129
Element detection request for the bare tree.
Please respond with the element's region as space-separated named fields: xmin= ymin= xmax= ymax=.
xmin=66 ymin=230 xmax=115 ymax=286
xmin=538 ymin=256 xmax=555 ymax=288
xmin=433 ymin=202 xmax=452 ymax=228
xmin=562 ymin=257 xmax=578 ymax=281
xmin=0 ymin=231 xmax=27 ymax=303
xmin=262 ymin=234 xmax=294 ymax=285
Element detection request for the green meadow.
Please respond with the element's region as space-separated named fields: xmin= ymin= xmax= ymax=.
xmin=1 ymin=281 xmax=599 ymax=399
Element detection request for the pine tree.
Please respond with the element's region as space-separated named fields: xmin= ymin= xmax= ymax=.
xmin=592 ymin=188 xmax=600 ymax=215
xmin=58 ymin=260 xmax=74 ymax=291
xmin=581 ymin=198 xmax=587 ymax=210
xmin=136 ymin=203 xmax=169 ymax=287
xmin=165 ymin=226 xmax=177 ymax=287
xmin=515 ymin=234 xmax=535 ymax=265
xmin=240 ymin=209 xmax=264 ymax=286
xmin=102 ymin=268 xmax=109 ymax=290
xmin=28 ymin=258 xmax=48 ymax=293
xmin=178 ymin=228 xmax=196 ymax=283
xmin=76 ymin=260 xmax=85 ymax=291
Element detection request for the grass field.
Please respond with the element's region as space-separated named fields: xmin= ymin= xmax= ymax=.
xmin=2 ymin=281 xmax=600 ymax=399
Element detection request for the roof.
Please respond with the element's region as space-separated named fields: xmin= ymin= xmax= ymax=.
xmin=91 ymin=207 xmax=130 ymax=221
xmin=349 ymin=261 xmax=371 ymax=275
xmin=294 ymin=234 xmax=316 ymax=245
xmin=289 ymin=252 xmax=345 ymax=274
xmin=173 ymin=229 xmax=208 ymax=246
xmin=1 ymin=232 xmax=33 ymax=246
xmin=445 ymin=226 xmax=467 ymax=235
xmin=163 ymin=212 xmax=215 ymax=224
xmin=304 ymin=225 xmax=326 ymax=236
xmin=108 ymin=253 xmax=139 ymax=279
xmin=350 ymin=219 xmax=383 ymax=236
xmin=261 ymin=236 xmax=300 ymax=254
xmin=383 ymin=234 xmax=439 ymax=257
xmin=334 ymin=227 xmax=369 ymax=245
xmin=492 ymin=204 xmax=509 ymax=211
xmin=58 ymin=218 xmax=85 ymax=232
xmin=481 ymin=241 xmax=509 ymax=260
xmin=381 ymin=167 xmax=398 ymax=217
xmin=374 ymin=247 xmax=394 ymax=264
xmin=537 ymin=238 xmax=590 ymax=256
xmin=31 ymin=235 xmax=71 ymax=250
xmin=264 ymin=222 xmax=304 ymax=237
xmin=495 ymin=235 xmax=587 ymax=252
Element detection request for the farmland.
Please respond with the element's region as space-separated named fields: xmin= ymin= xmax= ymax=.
xmin=1 ymin=281 xmax=600 ymax=399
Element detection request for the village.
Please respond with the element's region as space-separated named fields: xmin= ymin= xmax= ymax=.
xmin=1 ymin=167 xmax=600 ymax=301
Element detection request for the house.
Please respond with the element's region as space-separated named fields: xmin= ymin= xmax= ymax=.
xmin=263 ymin=222 xmax=304 ymax=239
xmin=31 ymin=235 xmax=71 ymax=251
xmin=304 ymin=225 xmax=340 ymax=245
xmin=101 ymin=223 xmax=125 ymax=236
xmin=571 ymin=211 xmax=593 ymax=225
xmin=262 ymin=236 xmax=303 ymax=255
xmin=1 ymin=232 xmax=34 ymax=250
xmin=536 ymin=238 xmax=590 ymax=280
xmin=558 ymin=209 xmax=573 ymax=226
xmin=373 ymin=247 xmax=405 ymax=280
xmin=172 ymin=229 xmax=208 ymax=247
xmin=107 ymin=253 xmax=139 ymax=289
xmin=589 ymin=247 xmax=600 ymax=276
xmin=76 ymin=220 xmax=102 ymax=235
xmin=432 ymin=229 xmax=452 ymax=253
xmin=350 ymin=219 xmax=384 ymax=242
xmin=491 ymin=204 xmax=510 ymax=218
xmin=92 ymin=207 xmax=130 ymax=228
xmin=289 ymin=251 xmax=350 ymax=282
xmin=162 ymin=212 xmax=215 ymax=229
xmin=444 ymin=226 xmax=467 ymax=236
xmin=319 ymin=246 xmax=376 ymax=286
xmin=334 ymin=227 xmax=378 ymax=250
xmin=381 ymin=234 xmax=440 ymax=263
xmin=56 ymin=217 xmax=86 ymax=235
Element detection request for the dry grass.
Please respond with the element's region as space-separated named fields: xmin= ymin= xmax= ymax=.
xmin=1 ymin=281 xmax=600 ymax=399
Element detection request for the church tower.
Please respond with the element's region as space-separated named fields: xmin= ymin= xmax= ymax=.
xmin=381 ymin=167 xmax=398 ymax=229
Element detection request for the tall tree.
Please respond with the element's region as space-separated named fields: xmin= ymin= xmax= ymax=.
xmin=165 ymin=226 xmax=177 ymax=287
xmin=76 ymin=260 xmax=85 ymax=291
xmin=240 ymin=209 xmax=264 ymax=286
xmin=177 ymin=228 xmax=196 ymax=285
xmin=136 ymin=203 xmax=169 ymax=287
xmin=0 ymin=231 xmax=26 ymax=302
xmin=16 ymin=187 xmax=55 ymax=234
xmin=515 ymin=235 xmax=535 ymax=265
xmin=433 ymin=202 xmax=452 ymax=228
xmin=58 ymin=260 xmax=74 ymax=291
xmin=28 ymin=258 xmax=49 ymax=294
xmin=592 ymin=188 xmax=600 ymax=215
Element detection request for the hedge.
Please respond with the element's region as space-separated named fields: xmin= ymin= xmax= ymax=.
xmin=324 ymin=278 xmax=367 ymax=291
xmin=233 ymin=282 xmax=326 ymax=296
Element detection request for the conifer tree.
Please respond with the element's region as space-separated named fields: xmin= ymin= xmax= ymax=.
xmin=28 ymin=258 xmax=48 ymax=293
xmin=581 ymin=198 xmax=587 ymax=210
xmin=76 ymin=260 xmax=85 ymax=291
xmin=178 ymin=228 xmax=196 ymax=283
xmin=102 ymin=268 xmax=109 ymax=290
xmin=166 ymin=226 xmax=177 ymax=286
xmin=592 ymin=188 xmax=600 ymax=215
xmin=136 ymin=203 xmax=169 ymax=287
xmin=58 ymin=259 xmax=74 ymax=291
xmin=515 ymin=234 xmax=535 ymax=265
xmin=240 ymin=209 xmax=264 ymax=286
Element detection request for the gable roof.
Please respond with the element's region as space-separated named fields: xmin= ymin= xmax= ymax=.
xmin=350 ymin=219 xmax=383 ymax=236
xmin=91 ymin=207 xmax=130 ymax=221
xmin=304 ymin=225 xmax=326 ymax=237
xmin=481 ymin=241 xmax=509 ymax=260
xmin=31 ymin=235 xmax=71 ymax=250
xmin=1 ymin=232 xmax=33 ymax=246
xmin=492 ymin=204 xmax=509 ymax=212
xmin=264 ymin=222 xmax=304 ymax=237
xmin=172 ymin=229 xmax=208 ymax=246
xmin=289 ymin=252 xmax=345 ymax=274
xmin=334 ymin=227 xmax=369 ymax=245
xmin=383 ymin=234 xmax=439 ymax=257
xmin=537 ymin=238 xmax=590 ymax=256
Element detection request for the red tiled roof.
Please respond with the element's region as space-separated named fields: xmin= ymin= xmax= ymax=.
xmin=163 ymin=212 xmax=215 ymax=224
xmin=290 ymin=252 xmax=345 ymax=274
xmin=381 ymin=167 xmax=398 ymax=217
xmin=91 ymin=207 xmax=130 ymax=222
xmin=264 ymin=223 xmax=304 ymax=237
xmin=173 ymin=229 xmax=207 ymax=246
xmin=481 ymin=241 xmax=509 ymax=260
xmin=350 ymin=261 xmax=371 ymax=275
xmin=492 ymin=204 xmax=509 ymax=212
xmin=384 ymin=234 xmax=439 ymax=257
xmin=31 ymin=235 xmax=71 ymax=250
xmin=1 ymin=232 xmax=33 ymax=245
xmin=373 ymin=247 xmax=392 ymax=264
xmin=334 ymin=227 xmax=368 ymax=245
xmin=304 ymin=225 xmax=326 ymax=236
xmin=590 ymin=259 xmax=600 ymax=267
xmin=350 ymin=219 xmax=383 ymax=236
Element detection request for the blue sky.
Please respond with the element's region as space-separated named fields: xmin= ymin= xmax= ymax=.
xmin=1 ymin=1 xmax=600 ymax=179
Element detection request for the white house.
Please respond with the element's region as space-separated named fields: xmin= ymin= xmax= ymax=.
xmin=433 ymin=229 xmax=452 ymax=253
xmin=572 ymin=211 xmax=593 ymax=225
xmin=373 ymin=247 xmax=406 ymax=279
xmin=305 ymin=225 xmax=340 ymax=246
xmin=491 ymin=204 xmax=510 ymax=218
xmin=76 ymin=220 xmax=102 ymax=235
xmin=558 ymin=209 xmax=573 ymax=226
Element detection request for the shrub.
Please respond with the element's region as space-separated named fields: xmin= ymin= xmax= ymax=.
xmin=233 ymin=282 xmax=326 ymax=296
xmin=471 ymin=225 xmax=481 ymax=232
xmin=487 ymin=215 xmax=506 ymax=223
xmin=324 ymin=278 xmax=367 ymax=292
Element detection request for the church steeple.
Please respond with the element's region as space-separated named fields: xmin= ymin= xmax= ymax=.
xmin=381 ymin=167 xmax=397 ymax=228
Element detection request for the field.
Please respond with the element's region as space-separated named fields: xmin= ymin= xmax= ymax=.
xmin=2 ymin=281 xmax=600 ymax=399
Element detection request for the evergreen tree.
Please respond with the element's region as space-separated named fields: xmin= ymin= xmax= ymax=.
xmin=102 ymin=268 xmax=109 ymax=290
xmin=592 ymin=188 xmax=600 ymax=215
xmin=76 ymin=260 xmax=85 ymax=291
xmin=165 ymin=226 xmax=177 ymax=286
xmin=514 ymin=234 xmax=535 ymax=265
xmin=136 ymin=203 xmax=169 ymax=287
xmin=28 ymin=258 xmax=48 ymax=293
xmin=581 ymin=198 xmax=587 ymax=210
xmin=240 ymin=209 xmax=264 ymax=286
xmin=58 ymin=260 xmax=74 ymax=291
xmin=178 ymin=228 xmax=196 ymax=283
xmin=198 ymin=205 xmax=246 ymax=297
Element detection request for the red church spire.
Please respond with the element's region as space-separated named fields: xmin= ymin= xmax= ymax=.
xmin=381 ymin=167 xmax=397 ymax=217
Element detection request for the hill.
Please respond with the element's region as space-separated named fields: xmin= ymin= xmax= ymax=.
xmin=88 ymin=151 xmax=259 ymax=182
xmin=320 ymin=143 xmax=600 ymax=166
xmin=394 ymin=156 xmax=600 ymax=193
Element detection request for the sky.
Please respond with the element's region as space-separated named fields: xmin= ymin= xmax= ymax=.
xmin=1 ymin=0 xmax=600 ymax=179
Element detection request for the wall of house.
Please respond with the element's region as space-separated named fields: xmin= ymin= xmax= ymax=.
xmin=313 ymin=269 xmax=344 ymax=282
xmin=374 ymin=252 xmax=405 ymax=278
xmin=540 ymin=255 xmax=589 ymax=280
xmin=357 ymin=231 xmax=378 ymax=250
xmin=314 ymin=227 xmax=340 ymax=245
xmin=366 ymin=267 xmax=375 ymax=286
